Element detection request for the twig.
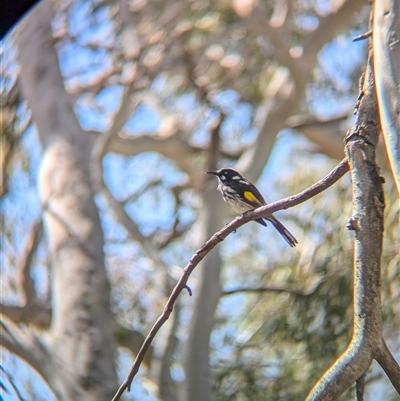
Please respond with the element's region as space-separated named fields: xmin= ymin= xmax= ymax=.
xmin=20 ymin=221 xmax=42 ymax=304
xmin=353 ymin=30 xmax=372 ymax=42
xmin=0 ymin=365 xmax=27 ymax=401
xmin=1 ymin=220 xmax=51 ymax=328
xmin=0 ymin=316 xmax=47 ymax=379
xmin=111 ymin=157 xmax=349 ymax=401
xmin=375 ymin=337 xmax=400 ymax=393
xmin=249 ymin=158 xmax=349 ymax=218
xmin=356 ymin=373 xmax=365 ymax=401
xmin=90 ymin=89 xmax=173 ymax=270
xmin=184 ymin=285 xmax=193 ymax=296
xmin=222 ymin=275 xmax=329 ymax=297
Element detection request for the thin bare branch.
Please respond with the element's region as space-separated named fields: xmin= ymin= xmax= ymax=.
xmin=111 ymin=157 xmax=349 ymax=401
xmin=158 ymin=194 xmax=193 ymax=249
xmin=0 ymin=316 xmax=48 ymax=376
xmin=91 ymin=90 xmax=148 ymax=239
xmin=20 ymin=220 xmax=42 ymax=304
xmin=0 ymin=365 xmax=27 ymax=401
xmin=107 ymin=133 xmax=197 ymax=176
xmin=106 ymin=90 xmax=139 ymax=140
xmin=90 ymin=91 xmax=174 ymax=272
xmin=1 ymin=115 xmax=25 ymax=199
xmin=1 ymin=220 xmax=51 ymax=328
xmin=353 ymin=30 xmax=372 ymax=42
xmin=356 ymin=373 xmax=365 ymax=401
xmin=222 ymin=276 xmax=328 ymax=297
xmin=375 ymin=337 xmax=400 ymax=393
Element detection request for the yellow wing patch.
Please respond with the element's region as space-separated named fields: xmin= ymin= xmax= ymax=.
xmin=243 ymin=191 xmax=263 ymax=206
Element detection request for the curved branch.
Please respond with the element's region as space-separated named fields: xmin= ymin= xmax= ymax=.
xmin=306 ymin=50 xmax=400 ymax=400
xmin=0 ymin=315 xmax=49 ymax=376
xmin=111 ymin=157 xmax=349 ymax=401
xmin=91 ymin=90 xmax=146 ymax=246
xmin=306 ymin=336 xmax=373 ymax=401
xmin=91 ymin=90 xmax=170 ymax=270
xmin=248 ymin=158 xmax=349 ymax=219
xmin=20 ymin=220 xmax=42 ymax=304
xmin=1 ymin=220 xmax=51 ymax=328
xmin=107 ymin=133 xmax=197 ymax=176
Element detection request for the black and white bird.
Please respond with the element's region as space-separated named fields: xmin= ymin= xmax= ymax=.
xmin=207 ymin=167 xmax=298 ymax=247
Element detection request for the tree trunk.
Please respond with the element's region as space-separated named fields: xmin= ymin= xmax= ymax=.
xmin=16 ymin=1 xmax=118 ymax=399
xmin=183 ymin=184 xmax=224 ymax=401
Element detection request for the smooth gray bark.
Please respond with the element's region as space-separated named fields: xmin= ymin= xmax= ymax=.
xmin=12 ymin=1 xmax=118 ymax=399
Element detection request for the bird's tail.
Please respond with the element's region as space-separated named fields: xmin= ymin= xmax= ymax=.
xmin=266 ymin=215 xmax=298 ymax=248
xmin=255 ymin=218 xmax=268 ymax=227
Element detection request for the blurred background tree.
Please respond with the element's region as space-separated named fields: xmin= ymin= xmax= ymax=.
xmin=1 ymin=0 xmax=398 ymax=400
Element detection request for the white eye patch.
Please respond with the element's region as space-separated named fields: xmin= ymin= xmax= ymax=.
xmin=232 ymin=175 xmax=240 ymax=180
xmin=220 ymin=175 xmax=226 ymax=180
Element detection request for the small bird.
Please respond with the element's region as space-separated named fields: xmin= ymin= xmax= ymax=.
xmin=207 ymin=167 xmax=298 ymax=247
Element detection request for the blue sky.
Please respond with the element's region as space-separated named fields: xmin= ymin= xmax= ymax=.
xmin=3 ymin=2 xmax=391 ymax=400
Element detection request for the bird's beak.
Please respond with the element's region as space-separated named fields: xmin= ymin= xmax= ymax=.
xmin=207 ymin=171 xmax=218 ymax=176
